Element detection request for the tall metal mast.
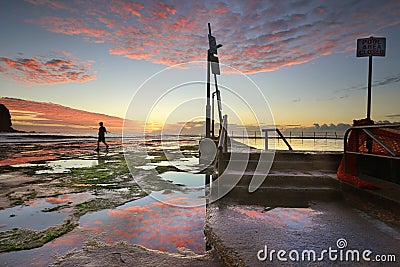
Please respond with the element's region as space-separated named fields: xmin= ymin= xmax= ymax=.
xmin=206 ymin=23 xmax=222 ymax=138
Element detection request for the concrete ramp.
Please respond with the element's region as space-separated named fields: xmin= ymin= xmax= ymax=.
xmin=207 ymin=151 xmax=400 ymax=266
xmin=205 ymin=185 xmax=400 ymax=266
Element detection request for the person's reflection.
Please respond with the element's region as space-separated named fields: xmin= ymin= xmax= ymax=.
xmin=97 ymin=154 xmax=106 ymax=165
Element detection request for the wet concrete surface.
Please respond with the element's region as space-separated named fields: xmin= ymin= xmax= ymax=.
xmin=205 ymin=187 xmax=400 ymax=266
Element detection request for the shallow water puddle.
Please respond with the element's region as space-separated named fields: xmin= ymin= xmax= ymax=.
xmin=161 ymin=171 xmax=205 ymax=188
xmin=1 ymin=191 xmax=206 ymax=266
xmin=135 ymin=165 xmax=157 ymax=170
xmin=36 ymin=159 xmax=99 ymax=174
xmin=11 ymin=159 xmax=99 ymax=174
xmin=0 ymin=205 xmax=67 ymax=231
xmin=0 ymin=192 xmax=94 ymax=231
xmin=80 ymin=190 xmax=206 ymax=253
xmin=0 ymin=155 xmax=208 ymax=266
xmin=0 ymin=155 xmax=57 ymax=167
xmin=170 ymin=157 xmax=201 ymax=172
xmin=0 ymin=172 xmax=207 ymax=267
xmin=229 ymin=205 xmax=322 ymax=231
xmin=0 ymin=230 xmax=86 ymax=267
xmin=148 ymin=157 xmax=202 ymax=172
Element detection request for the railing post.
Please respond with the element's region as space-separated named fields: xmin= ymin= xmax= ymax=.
xmin=216 ymin=114 xmax=228 ymax=175
xmin=218 ymin=147 xmax=223 ymax=175
xmin=223 ymin=130 xmax=228 ymax=153
xmin=223 ymin=115 xmax=228 ymax=153
xmin=264 ymin=130 xmax=269 ymax=150
xmin=343 ymin=128 xmax=351 ymax=173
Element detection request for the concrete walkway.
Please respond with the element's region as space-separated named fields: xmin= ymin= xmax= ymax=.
xmin=205 ymin=176 xmax=400 ymax=266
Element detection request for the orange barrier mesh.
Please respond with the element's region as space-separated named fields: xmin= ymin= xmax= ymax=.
xmin=337 ymin=125 xmax=400 ymax=189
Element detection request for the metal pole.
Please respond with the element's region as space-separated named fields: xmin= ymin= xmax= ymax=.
xmin=205 ymin=174 xmax=210 ymax=209
xmin=205 ymin=23 xmax=212 ymax=138
xmin=206 ymin=52 xmax=211 ymax=138
xmin=212 ymin=92 xmax=216 ymax=138
xmin=214 ymin=74 xmax=223 ymax=128
xmin=367 ymin=55 xmax=372 ymax=120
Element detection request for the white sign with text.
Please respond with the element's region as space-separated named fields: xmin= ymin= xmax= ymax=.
xmin=357 ymin=37 xmax=386 ymax=57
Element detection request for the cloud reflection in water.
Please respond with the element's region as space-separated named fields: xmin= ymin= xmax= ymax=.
xmin=80 ymin=191 xmax=206 ymax=253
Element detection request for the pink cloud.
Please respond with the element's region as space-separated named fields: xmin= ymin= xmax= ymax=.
xmin=124 ymin=206 xmax=153 ymax=213
xmin=0 ymin=97 xmax=135 ymax=133
xmin=45 ymin=197 xmax=72 ymax=204
xmin=24 ymin=0 xmax=400 ymax=74
xmin=123 ymin=0 xmax=144 ymax=17
xmin=148 ymin=2 xmax=177 ymax=19
xmin=25 ymin=0 xmax=74 ymax=11
xmin=0 ymin=52 xmax=95 ymax=85
xmin=28 ymin=16 xmax=109 ymax=42
xmin=108 ymin=0 xmax=144 ymax=19
xmin=313 ymin=6 xmax=326 ymax=14
xmin=212 ymin=2 xmax=229 ymax=15
xmin=98 ymin=17 xmax=118 ymax=29
xmin=108 ymin=209 xmax=132 ymax=218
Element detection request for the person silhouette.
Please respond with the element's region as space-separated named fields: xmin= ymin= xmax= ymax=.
xmin=96 ymin=122 xmax=109 ymax=152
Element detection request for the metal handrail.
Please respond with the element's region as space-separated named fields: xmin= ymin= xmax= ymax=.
xmin=216 ymin=115 xmax=228 ymax=175
xmin=217 ymin=114 xmax=228 ymax=153
xmin=262 ymin=128 xmax=293 ymax=150
xmin=343 ymin=123 xmax=400 ymax=172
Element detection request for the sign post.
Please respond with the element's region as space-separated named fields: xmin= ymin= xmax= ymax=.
xmin=356 ymin=36 xmax=386 ymax=120
xmin=206 ymin=23 xmax=222 ymax=138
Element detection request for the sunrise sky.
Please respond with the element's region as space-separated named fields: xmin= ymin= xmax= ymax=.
xmin=1 ymin=0 xmax=399 ymax=133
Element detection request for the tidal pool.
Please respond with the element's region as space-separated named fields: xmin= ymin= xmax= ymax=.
xmin=0 ymin=139 xmax=208 ymax=266
xmin=229 ymin=205 xmax=322 ymax=231
xmin=161 ymin=171 xmax=205 ymax=188
xmin=80 ymin=190 xmax=206 ymax=254
xmin=11 ymin=158 xmax=100 ymax=174
xmin=0 ymin=192 xmax=94 ymax=231
xmin=0 ymin=190 xmax=206 ymax=267
xmin=35 ymin=159 xmax=99 ymax=174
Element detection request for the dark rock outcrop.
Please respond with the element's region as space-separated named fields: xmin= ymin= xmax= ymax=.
xmin=0 ymin=104 xmax=16 ymax=132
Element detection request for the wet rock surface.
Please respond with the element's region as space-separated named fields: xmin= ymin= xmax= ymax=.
xmin=0 ymin=137 xmax=217 ymax=266
xmin=52 ymin=240 xmax=223 ymax=267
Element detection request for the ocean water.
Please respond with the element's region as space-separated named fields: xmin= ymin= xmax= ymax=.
xmin=0 ymin=132 xmax=344 ymax=152
xmin=237 ymin=137 xmax=344 ymax=151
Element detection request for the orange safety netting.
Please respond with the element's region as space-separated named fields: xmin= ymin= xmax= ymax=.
xmin=337 ymin=122 xmax=400 ymax=189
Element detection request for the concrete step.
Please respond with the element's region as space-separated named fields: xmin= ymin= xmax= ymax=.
xmin=222 ymin=151 xmax=342 ymax=161
xmin=219 ymin=151 xmax=342 ymax=172
xmin=222 ymin=159 xmax=339 ymax=172
xmin=221 ymin=185 xmax=343 ymax=206
xmin=213 ymin=170 xmax=339 ymax=189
